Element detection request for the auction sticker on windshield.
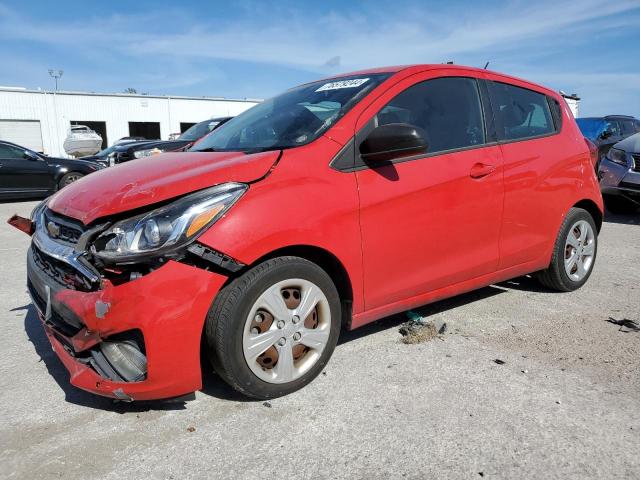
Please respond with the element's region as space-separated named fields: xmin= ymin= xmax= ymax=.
xmin=315 ymin=78 xmax=370 ymax=92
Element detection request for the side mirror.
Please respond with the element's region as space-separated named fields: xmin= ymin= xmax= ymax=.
xmin=600 ymin=129 xmax=613 ymax=140
xmin=360 ymin=123 xmax=428 ymax=163
xmin=23 ymin=150 xmax=41 ymax=161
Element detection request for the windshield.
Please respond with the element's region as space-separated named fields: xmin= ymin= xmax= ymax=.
xmin=179 ymin=119 xmax=224 ymax=141
xmin=190 ymin=73 xmax=391 ymax=153
xmin=576 ymin=118 xmax=605 ymax=141
xmin=94 ymin=144 xmax=118 ymax=157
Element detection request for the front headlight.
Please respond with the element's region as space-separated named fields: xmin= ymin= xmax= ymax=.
xmin=133 ymin=147 xmax=165 ymax=159
xmin=607 ymin=148 xmax=628 ymax=166
xmin=91 ymin=183 xmax=247 ymax=263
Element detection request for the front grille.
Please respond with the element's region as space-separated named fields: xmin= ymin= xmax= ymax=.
xmin=632 ymin=154 xmax=640 ymax=172
xmin=31 ymin=244 xmax=95 ymax=291
xmin=42 ymin=208 xmax=85 ymax=245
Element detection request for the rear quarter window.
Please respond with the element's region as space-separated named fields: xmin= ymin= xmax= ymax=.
xmin=547 ymin=97 xmax=563 ymax=132
xmin=489 ymin=82 xmax=556 ymax=141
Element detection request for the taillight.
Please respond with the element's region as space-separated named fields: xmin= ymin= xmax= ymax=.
xmin=584 ymin=137 xmax=598 ymax=167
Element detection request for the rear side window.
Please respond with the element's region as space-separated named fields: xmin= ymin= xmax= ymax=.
xmin=621 ymin=120 xmax=636 ymax=135
xmin=374 ymin=77 xmax=485 ymax=154
xmin=490 ymin=82 xmax=555 ymax=141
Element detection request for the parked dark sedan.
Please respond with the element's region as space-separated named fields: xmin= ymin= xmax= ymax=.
xmin=79 ymin=140 xmax=141 ymax=164
xmin=0 ymin=140 xmax=104 ymax=200
xmin=598 ymin=132 xmax=640 ymax=213
xmin=577 ymin=115 xmax=640 ymax=168
xmin=107 ymin=117 xmax=233 ymax=165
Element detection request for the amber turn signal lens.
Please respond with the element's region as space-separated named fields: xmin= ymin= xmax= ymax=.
xmin=186 ymin=205 xmax=225 ymax=237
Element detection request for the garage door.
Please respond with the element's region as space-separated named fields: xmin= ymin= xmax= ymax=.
xmin=0 ymin=120 xmax=44 ymax=152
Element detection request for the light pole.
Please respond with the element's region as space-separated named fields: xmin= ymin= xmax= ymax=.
xmin=48 ymin=69 xmax=64 ymax=156
xmin=48 ymin=69 xmax=64 ymax=91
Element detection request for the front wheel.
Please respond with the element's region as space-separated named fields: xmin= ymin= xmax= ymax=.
xmin=58 ymin=172 xmax=84 ymax=189
xmin=535 ymin=207 xmax=598 ymax=292
xmin=205 ymin=256 xmax=341 ymax=399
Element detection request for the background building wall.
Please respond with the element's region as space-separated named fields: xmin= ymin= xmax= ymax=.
xmin=0 ymin=88 xmax=260 ymax=156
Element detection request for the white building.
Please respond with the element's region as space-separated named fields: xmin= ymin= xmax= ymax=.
xmin=560 ymin=92 xmax=580 ymax=118
xmin=0 ymin=87 xmax=260 ymax=156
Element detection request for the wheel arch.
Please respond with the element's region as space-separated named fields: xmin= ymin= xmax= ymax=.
xmin=573 ymin=198 xmax=603 ymax=233
xmin=234 ymin=244 xmax=354 ymax=329
xmin=198 ymin=244 xmax=355 ymax=384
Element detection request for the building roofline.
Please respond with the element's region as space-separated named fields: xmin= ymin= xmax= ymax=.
xmin=0 ymin=87 xmax=262 ymax=103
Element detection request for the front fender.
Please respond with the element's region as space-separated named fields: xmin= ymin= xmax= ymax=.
xmin=196 ymin=141 xmax=365 ymax=314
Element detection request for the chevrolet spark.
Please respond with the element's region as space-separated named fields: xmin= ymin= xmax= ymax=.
xmin=20 ymin=65 xmax=603 ymax=401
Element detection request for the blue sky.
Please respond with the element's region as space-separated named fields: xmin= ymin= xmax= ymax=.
xmin=0 ymin=0 xmax=639 ymax=117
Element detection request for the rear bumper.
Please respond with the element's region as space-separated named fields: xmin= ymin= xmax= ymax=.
xmin=27 ymin=248 xmax=227 ymax=401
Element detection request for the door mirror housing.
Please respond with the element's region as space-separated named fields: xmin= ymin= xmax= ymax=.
xmin=599 ymin=129 xmax=612 ymax=140
xmin=23 ymin=150 xmax=41 ymax=161
xmin=360 ymin=123 xmax=428 ymax=163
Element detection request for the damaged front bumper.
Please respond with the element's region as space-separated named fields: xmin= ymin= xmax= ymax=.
xmin=26 ymin=222 xmax=228 ymax=401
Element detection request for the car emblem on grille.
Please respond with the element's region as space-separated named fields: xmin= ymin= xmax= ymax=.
xmin=47 ymin=221 xmax=61 ymax=238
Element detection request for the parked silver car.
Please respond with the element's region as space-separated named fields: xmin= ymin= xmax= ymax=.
xmin=598 ymin=133 xmax=640 ymax=213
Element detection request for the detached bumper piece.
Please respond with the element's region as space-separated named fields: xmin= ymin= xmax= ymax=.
xmin=7 ymin=214 xmax=35 ymax=235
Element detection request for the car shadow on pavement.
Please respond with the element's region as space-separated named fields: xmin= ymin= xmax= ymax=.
xmin=603 ymin=211 xmax=639 ymax=226
xmin=497 ymin=275 xmax=556 ymax=293
xmin=20 ymin=303 xmax=190 ymax=413
xmin=18 ymin=276 xmax=555 ymax=408
xmin=338 ymin=285 xmax=509 ymax=345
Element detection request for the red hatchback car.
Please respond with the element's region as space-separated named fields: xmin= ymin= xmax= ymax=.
xmin=22 ymin=65 xmax=603 ymax=401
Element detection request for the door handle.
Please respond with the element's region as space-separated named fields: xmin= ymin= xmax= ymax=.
xmin=470 ymin=163 xmax=496 ymax=179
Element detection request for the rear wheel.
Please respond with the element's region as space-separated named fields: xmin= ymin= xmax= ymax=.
xmin=604 ymin=194 xmax=639 ymax=214
xmin=535 ymin=208 xmax=598 ymax=292
xmin=205 ymin=256 xmax=341 ymax=399
xmin=58 ymin=172 xmax=84 ymax=189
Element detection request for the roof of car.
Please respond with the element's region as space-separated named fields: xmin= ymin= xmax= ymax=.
xmin=326 ymin=64 xmax=558 ymax=97
xmin=0 ymin=139 xmax=29 ymax=149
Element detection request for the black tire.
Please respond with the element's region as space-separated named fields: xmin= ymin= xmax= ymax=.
xmin=535 ymin=207 xmax=598 ymax=292
xmin=58 ymin=172 xmax=84 ymax=189
xmin=205 ymin=256 xmax=341 ymax=399
xmin=604 ymin=194 xmax=639 ymax=214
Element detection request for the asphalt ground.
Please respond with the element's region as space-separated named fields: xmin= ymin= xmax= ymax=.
xmin=1 ymin=200 xmax=638 ymax=479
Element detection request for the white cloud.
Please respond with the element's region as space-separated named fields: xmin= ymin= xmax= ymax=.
xmin=1 ymin=0 xmax=638 ymax=71
xmin=0 ymin=0 xmax=638 ymax=114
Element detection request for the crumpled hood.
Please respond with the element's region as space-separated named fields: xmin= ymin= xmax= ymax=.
xmin=48 ymin=150 xmax=279 ymax=224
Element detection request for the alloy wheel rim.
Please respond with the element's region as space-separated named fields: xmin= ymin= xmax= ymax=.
xmin=242 ymin=279 xmax=331 ymax=384
xmin=64 ymin=174 xmax=82 ymax=185
xmin=564 ymin=220 xmax=595 ymax=282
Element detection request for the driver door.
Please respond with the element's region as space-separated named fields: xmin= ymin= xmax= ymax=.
xmin=354 ymin=74 xmax=504 ymax=311
xmin=0 ymin=144 xmax=53 ymax=195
